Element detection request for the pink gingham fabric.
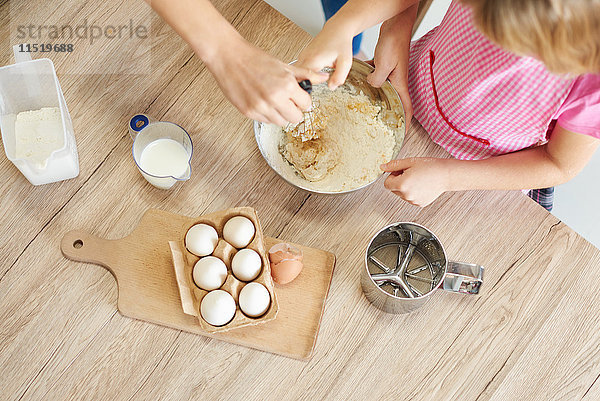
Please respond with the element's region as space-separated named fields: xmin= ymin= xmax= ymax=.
xmin=407 ymin=1 xmax=576 ymax=160
xmin=554 ymin=74 xmax=600 ymax=139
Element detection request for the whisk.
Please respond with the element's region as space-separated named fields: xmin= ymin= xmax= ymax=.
xmin=284 ymin=79 xmax=322 ymax=141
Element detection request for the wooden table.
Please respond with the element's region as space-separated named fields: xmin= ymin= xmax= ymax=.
xmin=2 ymin=1 xmax=600 ymax=400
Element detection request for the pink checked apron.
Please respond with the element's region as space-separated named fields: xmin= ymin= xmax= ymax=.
xmin=407 ymin=1 xmax=575 ymax=160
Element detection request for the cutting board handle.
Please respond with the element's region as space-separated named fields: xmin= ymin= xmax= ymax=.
xmin=61 ymin=230 xmax=119 ymax=273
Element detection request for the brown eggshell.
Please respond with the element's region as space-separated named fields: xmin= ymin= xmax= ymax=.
xmin=269 ymin=251 xmax=299 ymax=265
xmin=268 ymin=243 xmax=303 ymax=265
xmin=271 ymin=259 xmax=304 ymax=285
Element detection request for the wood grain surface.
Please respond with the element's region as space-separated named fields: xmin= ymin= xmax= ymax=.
xmin=1 ymin=0 xmax=600 ymax=400
xmin=59 ymin=208 xmax=336 ymax=360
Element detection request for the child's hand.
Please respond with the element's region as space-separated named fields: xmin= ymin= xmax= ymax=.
xmin=381 ymin=158 xmax=450 ymax=207
xmin=297 ymin=22 xmax=354 ymax=90
xmin=367 ymin=7 xmax=417 ymax=127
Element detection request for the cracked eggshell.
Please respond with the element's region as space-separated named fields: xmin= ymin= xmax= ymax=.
xmin=269 ymin=243 xmax=304 ymax=284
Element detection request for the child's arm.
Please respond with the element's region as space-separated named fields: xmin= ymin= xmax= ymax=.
xmin=145 ymin=0 xmax=328 ymax=126
xmin=298 ymin=0 xmax=419 ymax=89
xmin=381 ymin=124 xmax=600 ymax=206
xmin=367 ymin=5 xmax=419 ymax=127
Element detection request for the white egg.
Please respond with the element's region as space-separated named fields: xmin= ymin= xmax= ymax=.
xmin=239 ymin=282 xmax=271 ymax=318
xmin=193 ymin=256 xmax=227 ymax=290
xmin=223 ymin=216 xmax=255 ymax=248
xmin=231 ymin=249 xmax=262 ymax=281
xmin=200 ymin=290 xmax=236 ymax=326
xmin=186 ymin=224 xmax=219 ymax=256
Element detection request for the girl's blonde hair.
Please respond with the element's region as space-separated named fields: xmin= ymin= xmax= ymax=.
xmin=461 ymin=0 xmax=600 ymax=74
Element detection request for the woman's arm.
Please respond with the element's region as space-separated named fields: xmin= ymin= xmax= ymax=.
xmin=298 ymin=0 xmax=419 ymax=88
xmin=381 ymin=124 xmax=600 ymax=206
xmin=146 ymin=0 xmax=236 ymax=64
xmin=146 ymin=0 xmax=328 ymax=126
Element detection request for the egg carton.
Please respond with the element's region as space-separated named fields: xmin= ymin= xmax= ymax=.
xmin=177 ymin=207 xmax=278 ymax=333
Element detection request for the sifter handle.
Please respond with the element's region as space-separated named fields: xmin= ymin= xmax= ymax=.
xmin=442 ymin=262 xmax=484 ymax=294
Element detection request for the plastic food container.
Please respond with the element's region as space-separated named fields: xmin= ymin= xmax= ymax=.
xmin=0 ymin=45 xmax=79 ymax=185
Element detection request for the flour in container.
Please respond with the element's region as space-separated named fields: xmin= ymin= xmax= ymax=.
xmin=14 ymin=107 xmax=63 ymax=167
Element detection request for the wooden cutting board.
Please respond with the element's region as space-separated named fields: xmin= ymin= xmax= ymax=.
xmin=60 ymin=209 xmax=336 ymax=360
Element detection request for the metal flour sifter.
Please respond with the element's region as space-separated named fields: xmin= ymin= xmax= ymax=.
xmin=362 ymin=222 xmax=484 ymax=314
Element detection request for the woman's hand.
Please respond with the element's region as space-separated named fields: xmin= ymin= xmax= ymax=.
xmin=297 ymin=21 xmax=354 ymax=90
xmin=147 ymin=0 xmax=329 ymax=126
xmin=205 ymin=37 xmax=329 ymax=126
xmin=367 ymin=6 xmax=418 ymax=127
xmin=381 ymin=158 xmax=451 ymax=207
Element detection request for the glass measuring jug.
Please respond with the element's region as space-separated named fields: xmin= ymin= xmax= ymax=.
xmin=129 ymin=114 xmax=193 ymax=190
